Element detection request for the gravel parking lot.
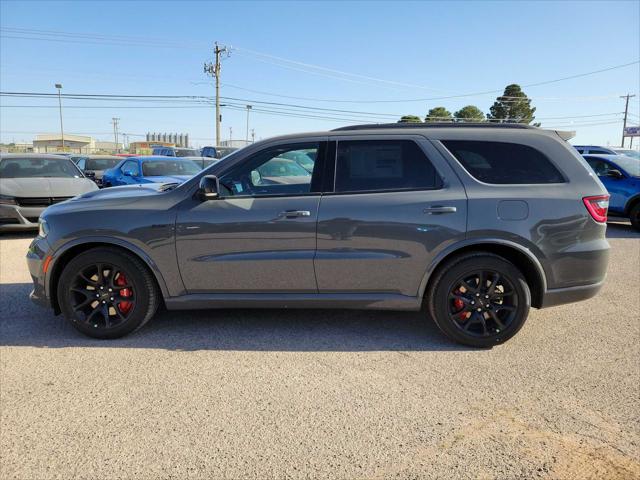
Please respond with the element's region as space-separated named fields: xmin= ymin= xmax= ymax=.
xmin=1 ymin=222 xmax=639 ymax=479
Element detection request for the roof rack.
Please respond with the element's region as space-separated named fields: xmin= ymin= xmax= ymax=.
xmin=331 ymin=122 xmax=536 ymax=132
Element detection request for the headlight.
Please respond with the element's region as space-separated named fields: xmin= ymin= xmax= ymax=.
xmin=0 ymin=194 xmax=16 ymax=205
xmin=38 ymin=218 xmax=49 ymax=237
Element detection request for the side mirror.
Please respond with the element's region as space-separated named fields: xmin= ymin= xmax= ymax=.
xmin=607 ymin=169 xmax=624 ymax=179
xmin=198 ymin=175 xmax=220 ymax=200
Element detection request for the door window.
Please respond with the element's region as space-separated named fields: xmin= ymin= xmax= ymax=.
xmin=121 ymin=160 xmax=140 ymax=176
xmin=334 ymin=140 xmax=441 ymax=193
xmin=585 ymin=157 xmax=613 ymax=176
xmin=219 ymin=143 xmax=322 ymax=197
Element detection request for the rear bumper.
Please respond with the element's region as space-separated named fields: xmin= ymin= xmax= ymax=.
xmin=0 ymin=204 xmax=43 ymax=231
xmin=539 ymin=280 xmax=605 ymax=308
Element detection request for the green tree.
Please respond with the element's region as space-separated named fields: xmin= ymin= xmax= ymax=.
xmin=487 ymin=84 xmax=538 ymax=125
xmin=398 ymin=115 xmax=423 ymax=123
xmin=426 ymin=107 xmax=453 ymax=122
xmin=454 ymin=105 xmax=485 ymax=122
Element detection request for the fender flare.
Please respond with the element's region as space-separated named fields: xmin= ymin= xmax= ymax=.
xmin=46 ymin=236 xmax=171 ymax=300
xmin=417 ymin=238 xmax=548 ymax=298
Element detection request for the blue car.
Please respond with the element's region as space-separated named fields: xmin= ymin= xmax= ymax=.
xmin=583 ymin=154 xmax=640 ymax=230
xmin=102 ymin=156 xmax=201 ymax=187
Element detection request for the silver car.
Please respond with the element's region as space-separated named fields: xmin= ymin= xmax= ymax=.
xmin=0 ymin=153 xmax=98 ymax=231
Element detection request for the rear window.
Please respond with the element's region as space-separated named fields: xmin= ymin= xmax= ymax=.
xmin=442 ymin=140 xmax=565 ymax=184
xmin=335 ymin=140 xmax=441 ymax=193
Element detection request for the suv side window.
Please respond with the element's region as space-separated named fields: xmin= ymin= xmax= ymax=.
xmin=588 ymin=149 xmax=611 ymax=155
xmin=334 ymin=140 xmax=441 ymax=193
xmin=121 ymin=160 xmax=140 ymax=176
xmin=219 ymin=143 xmax=322 ymax=197
xmin=442 ymin=140 xmax=565 ymax=184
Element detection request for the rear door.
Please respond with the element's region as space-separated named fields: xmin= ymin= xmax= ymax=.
xmin=314 ymin=135 xmax=467 ymax=297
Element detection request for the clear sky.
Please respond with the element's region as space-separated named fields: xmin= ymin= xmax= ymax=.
xmin=1 ymin=0 xmax=639 ymax=148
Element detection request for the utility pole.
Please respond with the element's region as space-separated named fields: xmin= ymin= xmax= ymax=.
xmin=620 ymin=94 xmax=636 ymax=148
xmin=111 ymin=117 xmax=120 ymax=152
xmin=204 ymin=42 xmax=228 ymax=147
xmin=251 ymin=128 xmax=255 ymax=143
xmin=229 ymin=126 xmax=232 ymax=142
xmin=55 ymin=83 xmax=64 ymax=150
xmin=245 ymin=105 xmax=252 ymax=142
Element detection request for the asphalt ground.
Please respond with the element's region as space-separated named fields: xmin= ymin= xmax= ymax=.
xmin=1 ymin=221 xmax=639 ymax=479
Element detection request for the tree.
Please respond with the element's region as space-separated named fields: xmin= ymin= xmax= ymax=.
xmin=454 ymin=105 xmax=485 ymax=122
xmin=398 ymin=115 xmax=423 ymax=123
xmin=487 ymin=84 xmax=538 ymax=125
xmin=426 ymin=107 xmax=453 ymax=122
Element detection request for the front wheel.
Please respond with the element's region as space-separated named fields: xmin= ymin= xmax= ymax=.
xmin=57 ymin=247 xmax=159 ymax=339
xmin=630 ymin=204 xmax=640 ymax=231
xmin=427 ymin=253 xmax=531 ymax=347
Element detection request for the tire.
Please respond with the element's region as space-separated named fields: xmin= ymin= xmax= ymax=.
xmin=427 ymin=252 xmax=531 ymax=348
xmin=57 ymin=247 xmax=159 ymax=339
xmin=630 ymin=204 xmax=640 ymax=231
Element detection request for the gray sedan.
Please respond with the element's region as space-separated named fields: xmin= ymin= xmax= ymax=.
xmin=0 ymin=153 xmax=98 ymax=231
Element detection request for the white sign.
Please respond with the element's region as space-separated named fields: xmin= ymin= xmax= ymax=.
xmin=624 ymin=126 xmax=640 ymax=137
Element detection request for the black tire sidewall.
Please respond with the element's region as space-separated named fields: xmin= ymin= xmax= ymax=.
xmin=630 ymin=204 xmax=640 ymax=231
xmin=430 ymin=255 xmax=531 ymax=348
xmin=58 ymin=248 xmax=152 ymax=339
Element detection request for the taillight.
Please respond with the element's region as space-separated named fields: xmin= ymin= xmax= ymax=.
xmin=583 ymin=195 xmax=609 ymax=223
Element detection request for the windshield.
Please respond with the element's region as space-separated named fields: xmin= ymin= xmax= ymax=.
xmin=175 ymin=148 xmax=200 ymax=157
xmin=86 ymin=158 xmax=121 ymax=170
xmin=614 ymin=149 xmax=640 ymax=160
xmin=0 ymin=157 xmax=82 ymax=178
xmin=613 ymin=156 xmax=640 ymax=177
xmin=142 ymin=159 xmax=201 ymax=176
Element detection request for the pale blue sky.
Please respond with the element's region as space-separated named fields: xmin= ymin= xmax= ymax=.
xmin=1 ymin=0 xmax=639 ymax=147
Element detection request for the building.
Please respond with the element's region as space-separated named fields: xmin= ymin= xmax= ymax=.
xmin=94 ymin=141 xmax=123 ymax=152
xmin=128 ymin=140 xmax=174 ymax=155
xmin=219 ymin=139 xmax=251 ymax=148
xmin=32 ymin=133 xmax=94 ymax=153
xmin=146 ymin=132 xmax=190 ymax=147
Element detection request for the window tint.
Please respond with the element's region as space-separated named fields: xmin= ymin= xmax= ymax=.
xmin=220 ymin=143 xmax=321 ymax=197
xmin=0 ymin=157 xmax=81 ymax=178
xmin=589 ymin=149 xmax=612 ymax=155
xmin=334 ymin=140 xmax=440 ymax=193
xmin=442 ymin=140 xmax=565 ymax=184
xmin=121 ymin=160 xmax=140 ymax=176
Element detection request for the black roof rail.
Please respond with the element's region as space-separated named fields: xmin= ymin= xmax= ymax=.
xmin=331 ymin=122 xmax=537 ymax=132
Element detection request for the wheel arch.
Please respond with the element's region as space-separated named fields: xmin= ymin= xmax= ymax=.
xmin=47 ymin=238 xmax=169 ymax=314
xmin=624 ymin=193 xmax=640 ymax=216
xmin=419 ymin=240 xmax=547 ymax=308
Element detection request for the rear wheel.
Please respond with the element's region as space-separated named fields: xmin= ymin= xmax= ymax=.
xmin=58 ymin=247 xmax=159 ymax=339
xmin=428 ymin=253 xmax=531 ymax=347
xmin=630 ymin=204 xmax=640 ymax=231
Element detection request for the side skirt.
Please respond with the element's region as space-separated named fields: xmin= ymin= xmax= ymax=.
xmin=164 ymin=293 xmax=422 ymax=311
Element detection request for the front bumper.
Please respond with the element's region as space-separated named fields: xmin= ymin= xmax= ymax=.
xmin=26 ymin=235 xmax=52 ymax=309
xmin=0 ymin=204 xmax=43 ymax=231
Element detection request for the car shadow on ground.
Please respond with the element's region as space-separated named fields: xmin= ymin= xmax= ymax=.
xmin=0 ymin=232 xmax=37 ymax=240
xmin=606 ymin=220 xmax=639 ymax=239
xmin=0 ymin=283 xmax=472 ymax=352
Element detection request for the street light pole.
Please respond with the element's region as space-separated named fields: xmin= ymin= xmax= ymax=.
xmin=55 ymin=83 xmax=64 ymax=151
xmin=246 ymin=104 xmax=252 ymax=143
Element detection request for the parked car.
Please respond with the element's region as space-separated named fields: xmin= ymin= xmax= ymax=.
xmin=0 ymin=153 xmax=98 ymax=231
xmin=151 ymin=146 xmax=201 ymax=157
xmin=73 ymin=155 xmax=122 ymax=187
xmin=201 ymin=146 xmax=238 ymax=159
xmin=101 ymin=156 xmax=201 ymax=187
xmin=180 ymin=156 xmax=219 ymax=170
xmin=28 ymin=123 xmax=610 ymax=347
xmin=583 ymin=153 xmax=640 ymax=230
xmin=612 ymin=148 xmax=640 ymax=160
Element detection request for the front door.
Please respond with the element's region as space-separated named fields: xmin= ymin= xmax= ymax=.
xmin=175 ymin=141 xmax=326 ymax=293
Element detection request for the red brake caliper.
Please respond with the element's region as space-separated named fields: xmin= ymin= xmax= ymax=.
xmin=453 ymin=289 xmax=469 ymax=321
xmin=115 ymin=273 xmax=133 ymax=314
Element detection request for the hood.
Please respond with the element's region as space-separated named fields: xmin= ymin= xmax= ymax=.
xmin=0 ymin=177 xmax=98 ymax=197
xmin=144 ymin=175 xmax=192 ymax=183
xmin=74 ymin=182 xmax=167 ymax=201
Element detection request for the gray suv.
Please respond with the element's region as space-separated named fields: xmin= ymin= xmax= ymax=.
xmin=27 ymin=124 xmax=610 ymax=347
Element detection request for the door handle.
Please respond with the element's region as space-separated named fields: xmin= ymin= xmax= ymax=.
xmin=423 ymin=205 xmax=457 ymax=214
xmin=280 ymin=210 xmax=311 ymax=218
